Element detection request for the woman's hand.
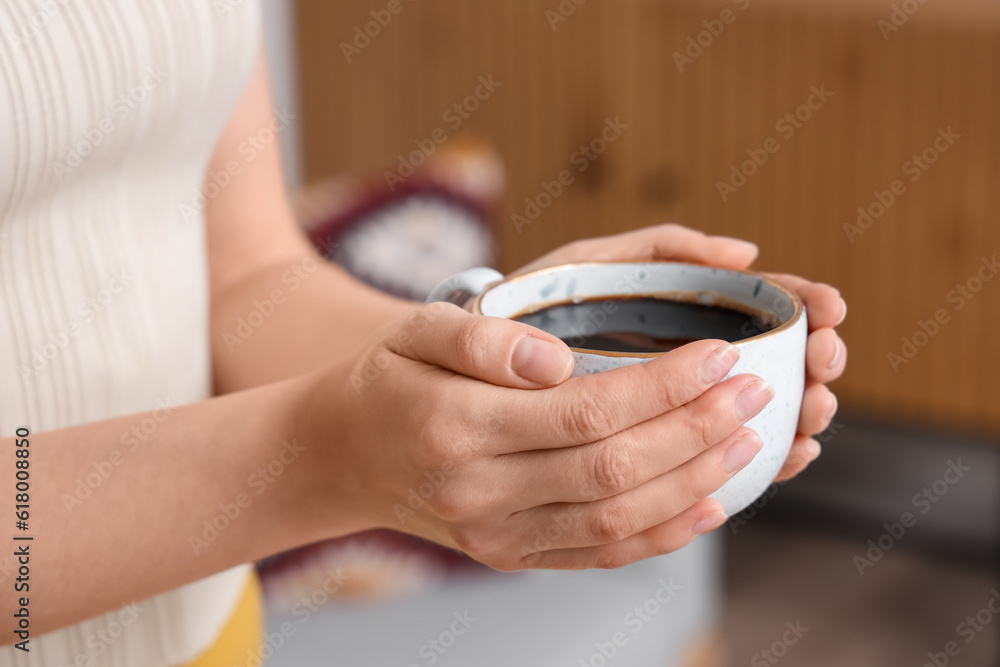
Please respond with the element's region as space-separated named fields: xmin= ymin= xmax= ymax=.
xmin=304 ymin=302 xmax=773 ymax=570
xmin=511 ymin=223 xmax=848 ymax=483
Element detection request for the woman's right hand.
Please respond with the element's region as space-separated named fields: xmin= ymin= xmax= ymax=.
xmin=302 ymin=302 xmax=773 ymax=571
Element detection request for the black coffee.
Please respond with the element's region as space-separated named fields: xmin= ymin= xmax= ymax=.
xmin=514 ymin=296 xmax=775 ymax=353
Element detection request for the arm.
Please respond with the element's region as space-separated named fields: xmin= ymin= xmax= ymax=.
xmin=1 ymin=377 xmax=340 ymax=637
xmin=204 ymin=51 xmax=417 ymax=395
xmin=0 ymin=51 xmax=406 ymax=638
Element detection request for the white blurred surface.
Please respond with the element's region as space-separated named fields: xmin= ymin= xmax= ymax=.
xmin=265 ymin=533 xmax=721 ymax=667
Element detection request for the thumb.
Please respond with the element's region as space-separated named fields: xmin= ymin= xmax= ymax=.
xmin=383 ymin=302 xmax=575 ymax=388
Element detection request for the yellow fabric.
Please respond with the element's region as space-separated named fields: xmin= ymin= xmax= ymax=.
xmin=182 ymin=570 xmax=264 ymax=667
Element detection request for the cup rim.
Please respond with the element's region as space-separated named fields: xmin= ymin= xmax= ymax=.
xmin=471 ymin=261 xmax=805 ymax=358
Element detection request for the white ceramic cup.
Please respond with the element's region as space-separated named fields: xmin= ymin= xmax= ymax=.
xmin=427 ymin=261 xmax=807 ymax=515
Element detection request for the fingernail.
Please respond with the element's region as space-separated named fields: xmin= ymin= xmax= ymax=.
xmin=837 ymin=298 xmax=848 ymax=325
xmin=827 ymin=393 xmax=839 ymax=421
xmin=828 ymin=339 xmax=842 ymax=369
xmin=692 ymin=511 xmax=728 ymax=536
xmin=700 ymin=344 xmax=740 ymax=384
xmin=734 ymin=381 xmax=774 ymax=422
xmin=512 ymin=336 xmax=573 ymax=385
xmin=723 ymin=432 xmax=762 ymax=474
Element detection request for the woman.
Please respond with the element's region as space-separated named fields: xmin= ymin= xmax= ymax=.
xmin=0 ymin=1 xmax=846 ymax=664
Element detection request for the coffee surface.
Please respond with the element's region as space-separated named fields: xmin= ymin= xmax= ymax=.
xmin=514 ymin=296 xmax=775 ymax=353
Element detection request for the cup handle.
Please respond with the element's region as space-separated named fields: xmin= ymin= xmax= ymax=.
xmin=426 ymin=267 xmax=504 ymax=308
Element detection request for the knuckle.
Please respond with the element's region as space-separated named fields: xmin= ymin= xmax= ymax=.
xmin=653 ymin=535 xmax=690 ymax=559
xmin=450 ymin=524 xmax=497 ymax=557
xmin=688 ymin=407 xmax=722 ymax=448
xmin=637 ymin=359 xmax=685 ymax=408
xmin=454 ymin=317 xmax=492 ymax=374
xmin=656 ymin=376 xmax=687 ymax=411
xmin=678 ymin=461 xmax=724 ymax=506
xmin=594 ymin=546 xmax=630 ymax=570
xmin=386 ymin=304 xmax=438 ymax=355
xmin=589 ymin=501 xmax=636 ymax=544
xmin=565 ymin=394 xmax=615 ymax=442
xmin=589 ymin=441 xmax=636 ymax=498
xmin=430 ymin=483 xmax=471 ymax=522
xmin=431 ymin=470 xmax=495 ymax=522
xmin=416 ymin=415 xmax=459 ymax=467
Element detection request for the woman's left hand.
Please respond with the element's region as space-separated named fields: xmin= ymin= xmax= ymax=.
xmin=511 ymin=223 xmax=848 ymax=483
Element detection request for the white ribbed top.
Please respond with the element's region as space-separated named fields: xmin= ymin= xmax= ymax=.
xmin=1 ymin=0 xmax=260 ymax=664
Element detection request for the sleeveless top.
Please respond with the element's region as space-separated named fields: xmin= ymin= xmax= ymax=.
xmin=0 ymin=0 xmax=260 ymax=663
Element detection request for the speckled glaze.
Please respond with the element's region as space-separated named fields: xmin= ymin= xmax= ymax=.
xmin=427 ymin=262 xmax=807 ymax=516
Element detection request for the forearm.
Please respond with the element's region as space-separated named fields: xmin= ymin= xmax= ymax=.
xmin=209 ymin=255 xmax=419 ymax=393
xmin=1 ymin=373 xmax=354 ymax=638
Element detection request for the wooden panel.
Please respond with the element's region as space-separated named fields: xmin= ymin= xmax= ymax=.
xmin=295 ymin=0 xmax=1000 ymax=435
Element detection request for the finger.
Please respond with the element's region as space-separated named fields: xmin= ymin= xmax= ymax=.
xmin=383 ymin=302 xmax=574 ymax=389
xmin=510 ymin=428 xmax=761 ymax=551
xmin=487 ymin=338 xmax=743 ymax=453
xmin=619 ymin=224 xmax=759 ymax=269
xmin=797 ymin=383 xmax=838 ymax=436
xmin=519 ymin=498 xmax=726 ymax=570
xmin=512 ymin=224 xmax=759 ymax=275
xmin=497 ymin=376 xmax=772 ymax=505
xmin=805 ymin=328 xmax=847 ymax=384
xmin=763 ymin=273 xmax=847 ymax=329
xmin=774 ymin=436 xmax=822 ymax=483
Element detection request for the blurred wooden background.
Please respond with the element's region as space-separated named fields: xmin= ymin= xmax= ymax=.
xmin=294 ymin=0 xmax=1000 ymax=435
